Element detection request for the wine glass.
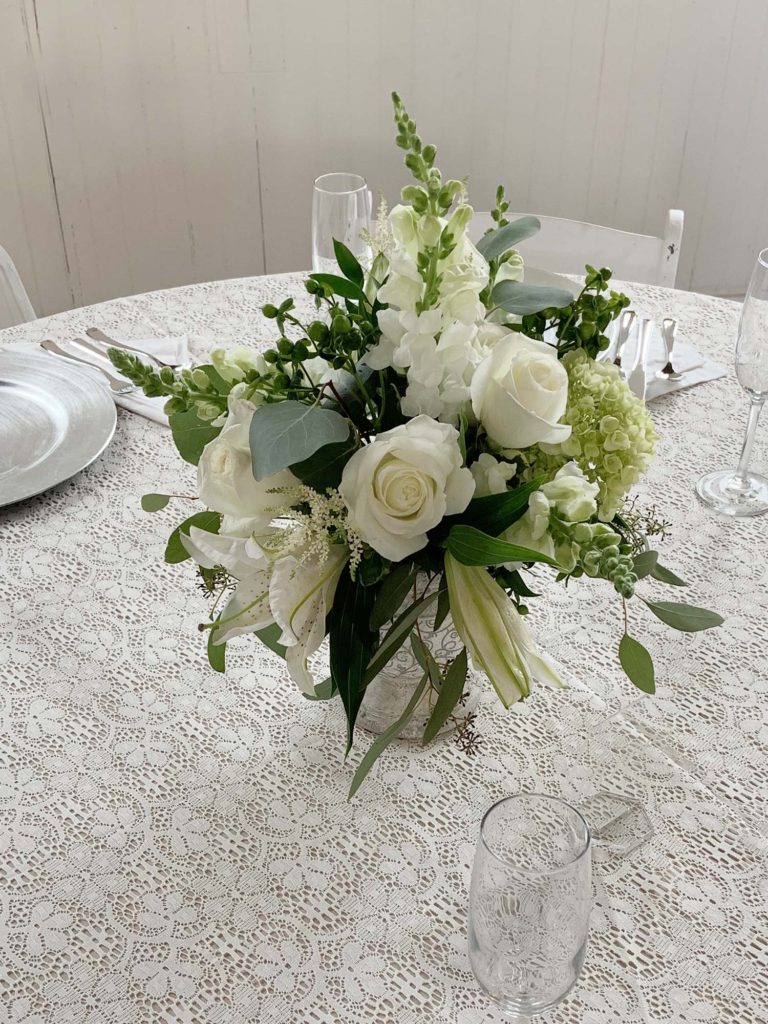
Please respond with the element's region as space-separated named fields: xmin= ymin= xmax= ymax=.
xmin=468 ymin=793 xmax=592 ymax=1019
xmin=312 ymin=172 xmax=372 ymax=274
xmin=696 ymin=247 xmax=768 ymax=515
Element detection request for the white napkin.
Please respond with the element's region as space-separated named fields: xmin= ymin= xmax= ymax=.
xmin=604 ymin=320 xmax=726 ymax=402
xmin=57 ymin=336 xmax=190 ymax=426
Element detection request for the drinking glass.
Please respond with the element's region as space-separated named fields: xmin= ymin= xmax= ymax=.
xmin=312 ymin=172 xmax=372 ymax=274
xmin=468 ymin=794 xmax=592 ymax=1019
xmin=696 ymin=248 xmax=768 ymax=515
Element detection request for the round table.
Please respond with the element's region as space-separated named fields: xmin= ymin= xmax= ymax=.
xmin=1 ymin=275 xmax=766 ymax=1023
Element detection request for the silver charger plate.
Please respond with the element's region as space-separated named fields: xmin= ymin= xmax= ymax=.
xmin=0 ymin=349 xmax=117 ymax=508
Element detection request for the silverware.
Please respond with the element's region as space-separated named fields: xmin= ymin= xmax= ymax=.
xmin=86 ymin=327 xmax=180 ymax=368
xmin=657 ymin=318 xmax=683 ymax=380
xmin=612 ymin=310 xmax=636 ymax=372
xmin=627 ymin=318 xmax=652 ymax=400
xmin=40 ymin=340 xmax=137 ymax=395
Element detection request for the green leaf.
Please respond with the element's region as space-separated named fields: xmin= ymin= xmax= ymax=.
xmin=364 ymin=590 xmax=439 ymax=684
xmin=329 ymin=572 xmax=380 ymax=753
xmin=370 ymin=562 xmax=416 ymax=631
xmin=492 ymin=279 xmax=575 ymax=316
xmin=618 ymin=633 xmax=655 ymax=694
xmin=168 ymin=409 xmax=221 ymax=466
xmin=476 ymin=215 xmax=541 ymax=262
xmin=423 ymin=647 xmax=468 ymax=744
xmin=643 ymin=600 xmax=724 ymax=632
xmin=652 ymin=562 xmax=688 ymax=587
xmin=289 ymin=432 xmax=358 ymax=492
xmin=207 ymin=624 xmax=226 ymax=673
xmin=410 ymin=633 xmax=440 ymax=683
xmin=302 ymin=676 xmax=337 ymax=701
xmin=450 ymin=478 xmax=542 ymax=537
xmin=249 ymin=400 xmax=350 ymax=481
xmin=446 ymin=525 xmax=560 ymax=568
xmin=165 ymin=511 xmax=221 ymax=564
xmin=333 ymin=239 xmax=364 ymax=288
xmin=255 ymin=622 xmax=288 ymax=658
xmin=141 ymin=493 xmax=171 ymax=512
xmin=501 ymin=569 xmax=540 ymax=599
xmin=348 ymin=671 xmax=429 ymax=799
xmin=433 ymin=580 xmax=451 ymax=630
xmin=633 ymin=550 xmax=659 ymax=579
xmin=308 ymin=272 xmax=366 ymax=301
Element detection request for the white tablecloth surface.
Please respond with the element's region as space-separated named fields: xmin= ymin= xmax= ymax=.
xmin=1 ymin=275 xmax=766 ymax=1023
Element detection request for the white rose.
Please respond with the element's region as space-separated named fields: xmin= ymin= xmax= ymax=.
xmin=339 ymin=415 xmax=475 ymax=561
xmin=198 ymin=400 xmax=297 ymax=526
xmin=470 ymin=335 xmax=571 ymax=449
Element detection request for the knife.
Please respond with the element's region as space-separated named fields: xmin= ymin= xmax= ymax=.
xmin=627 ymin=319 xmax=652 ymax=400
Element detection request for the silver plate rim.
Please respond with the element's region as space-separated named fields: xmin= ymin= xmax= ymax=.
xmin=0 ymin=348 xmax=117 ymax=508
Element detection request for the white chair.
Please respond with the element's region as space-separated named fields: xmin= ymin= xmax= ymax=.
xmin=468 ymin=210 xmax=684 ymax=289
xmin=0 ymin=245 xmax=36 ymax=329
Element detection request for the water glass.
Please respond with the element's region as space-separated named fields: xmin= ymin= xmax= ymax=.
xmin=312 ymin=172 xmax=372 ymax=274
xmin=468 ymin=793 xmax=592 ymax=1018
xmin=696 ymin=247 xmax=768 ymax=515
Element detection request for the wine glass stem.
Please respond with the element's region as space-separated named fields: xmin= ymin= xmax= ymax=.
xmin=735 ymin=397 xmax=765 ymax=485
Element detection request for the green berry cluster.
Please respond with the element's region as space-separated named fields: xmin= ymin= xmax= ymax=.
xmin=571 ymin=522 xmax=637 ymax=598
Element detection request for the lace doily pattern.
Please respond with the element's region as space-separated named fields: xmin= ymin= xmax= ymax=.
xmin=1 ymin=276 xmax=766 ymax=1023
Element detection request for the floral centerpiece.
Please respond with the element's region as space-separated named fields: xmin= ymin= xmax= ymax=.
xmin=111 ymin=94 xmax=722 ymax=794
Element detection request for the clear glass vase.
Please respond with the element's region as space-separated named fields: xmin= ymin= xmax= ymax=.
xmin=356 ymin=575 xmax=482 ymax=740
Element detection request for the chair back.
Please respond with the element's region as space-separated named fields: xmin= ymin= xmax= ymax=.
xmin=0 ymin=245 xmax=36 ymax=329
xmin=468 ymin=210 xmax=684 ymax=288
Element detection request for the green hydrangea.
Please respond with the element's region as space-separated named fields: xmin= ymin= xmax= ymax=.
xmin=512 ymin=350 xmax=656 ymax=520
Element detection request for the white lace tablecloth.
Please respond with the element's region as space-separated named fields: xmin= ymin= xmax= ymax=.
xmin=1 ymin=275 xmax=766 ymax=1024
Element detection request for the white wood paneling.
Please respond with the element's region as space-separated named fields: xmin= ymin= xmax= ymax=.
xmin=3 ymin=0 xmax=768 ymax=314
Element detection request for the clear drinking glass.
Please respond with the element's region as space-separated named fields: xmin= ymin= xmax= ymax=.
xmin=696 ymin=247 xmax=768 ymax=515
xmin=312 ymin=172 xmax=372 ymax=273
xmin=468 ymin=794 xmax=592 ymax=1019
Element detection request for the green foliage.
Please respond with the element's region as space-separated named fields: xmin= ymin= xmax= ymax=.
xmin=289 ymin=432 xmax=358 ymax=492
xmin=168 ymin=409 xmax=221 ymax=465
xmin=249 ymin=401 xmax=350 ymax=481
xmin=255 ymin=622 xmax=288 ymax=658
xmin=619 ymin=633 xmax=655 ymax=693
xmin=493 ymin=280 xmax=578 ymax=317
xmin=370 ymin=562 xmax=416 ymax=630
xmin=333 ymin=239 xmax=364 ymax=288
xmin=632 ymin=550 xmax=658 ymax=579
xmin=446 ymin=478 xmax=543 ymax=538
xmin=165 ymin=511 xmax=221 ymax=564
xmin=207 ymin=626 xmax=226 ymax=673
xmin=643 ymin=600 xmax=724 ymax=632
xmin=476 ymin=216 xmax=541 ymax=262
xmin=652 ymin=562 xmax=687 ymax=587
xmin=422 ymin=647 xmax=468 ymax=744
xmin=445 ymin=525 xmax=560 ymax=568
xmin=141 ymin=493 xmax=171 ymax=512
xmin=364 ymin=590 xmax=440 ymax=684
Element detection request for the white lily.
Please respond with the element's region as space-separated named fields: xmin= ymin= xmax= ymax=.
xmin=445 ymin=554 xmax=563 ymax=707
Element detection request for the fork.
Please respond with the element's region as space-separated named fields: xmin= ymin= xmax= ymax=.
xmin=86 ymin=327 xmax=182 ymax=368
xmin=40 ymin=340 xmax=138 ymax=395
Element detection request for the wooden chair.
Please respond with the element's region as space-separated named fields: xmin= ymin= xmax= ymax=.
xmin=468 ymin=210 xmax=684 ymax=288
xmin=0 ymin=245 xmax=36 ymax=329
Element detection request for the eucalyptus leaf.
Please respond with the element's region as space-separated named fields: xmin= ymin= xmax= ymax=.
xmin=308 ymin=272 xmax=366 ymax=301
xmin=446 ymin=525 xmax=560 ymax=568
xmin=289 ymin=432 xmax=357 ymax=492
xmin=652 ymin=562 xmax=688 ymax=587
xmin=329 ymin=572 xmax=380 ymax=753
xmin=433 ymin=580 xmax=451 ymax=631
xmin=141 ymin=493 xmax=171 ymax=512
xmin=492 ymin=279 xmax=575 ymax=316
xmin=476 ymin=216 xmax=541 ymax=262
xmin=348 ymin=670 xmax=429 ymax=799
xmin=333 ymin=239 xmax=364 ymax=288
xmin=168 ymin=409 xmax=221 ymax=466
xmin=618 ymin=633 xmax=655 ymax=693
xmin=423 ymin=647 xmax=468 ymax=744
xmin=370 ymin=562 xmax=416 ymax=631
xmin=207 ymin=625 xmax=226 ymax=674
xmin=165 ymin=511 xmax=221 ymax=564
xmin=643 ymin=600 xmax=724 ymax=632
xmin=633 ymin=550 xmax=659 ymax=579
xmin=364 ymin=590 xmax=439 ymax=684
xmin=249 ymin=400 xmax=349 ymax=481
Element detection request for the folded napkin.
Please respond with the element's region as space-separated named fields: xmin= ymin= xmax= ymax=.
xmin=57 ymin=335 xmax=190 ymax=426
xmin=604 ymin=320 xmax=726 ymax=403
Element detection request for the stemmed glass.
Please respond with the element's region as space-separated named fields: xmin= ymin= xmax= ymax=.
xmin=696 ymin=248 xmax=768 ymax=515
xmin=312 ymin=172 xmax=372 ymax=274
xmin=468 ymin=794 xmax=592 ymax=1019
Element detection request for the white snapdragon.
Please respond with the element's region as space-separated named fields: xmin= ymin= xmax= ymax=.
xmin=470 ymin=452 xmax=517 ymax=497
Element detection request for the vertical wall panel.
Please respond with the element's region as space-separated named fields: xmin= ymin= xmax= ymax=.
xmin=3 ymin=0 xmax=768 ymax=312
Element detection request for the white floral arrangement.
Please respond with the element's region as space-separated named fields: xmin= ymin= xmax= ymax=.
xmin=111 ymin=94 xmax=722 ymax=792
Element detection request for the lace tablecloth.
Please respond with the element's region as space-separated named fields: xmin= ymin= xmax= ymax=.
xmin=1 ymin=275 xmax=766 ymax=1024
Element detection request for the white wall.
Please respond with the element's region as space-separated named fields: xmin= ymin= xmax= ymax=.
xmin=1 ymin=0 xmax=767 ymax=316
